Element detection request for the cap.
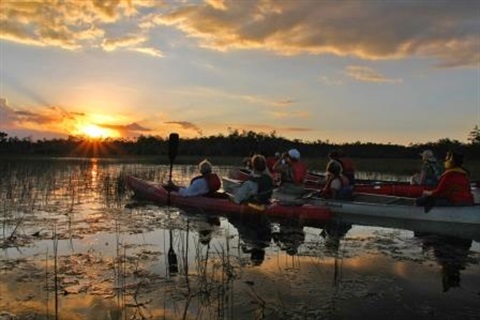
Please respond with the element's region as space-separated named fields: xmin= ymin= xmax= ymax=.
xmin=288 ymin=148 xmax=301 ymax=160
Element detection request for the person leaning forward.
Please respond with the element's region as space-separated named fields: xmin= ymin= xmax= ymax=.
xmin=169 ymin=159 xmax=221 ymax=197
xmin=232 ymin=155 xmax=274 ymax=204
xmin=272 ymin=148 xmax=308 ymax=197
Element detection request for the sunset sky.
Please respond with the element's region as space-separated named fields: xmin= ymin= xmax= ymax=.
xmin=1 ymin=0 xmax=479 ymax=145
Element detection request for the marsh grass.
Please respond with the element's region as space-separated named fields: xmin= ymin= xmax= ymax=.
xmin=1 ymin=158 xmax=479 ymax=319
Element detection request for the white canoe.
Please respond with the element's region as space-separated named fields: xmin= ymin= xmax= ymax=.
xmin=223 ymin=176 xmax=479 ymax=226
xmin=308 ymin=193 xmax=480 ymax=226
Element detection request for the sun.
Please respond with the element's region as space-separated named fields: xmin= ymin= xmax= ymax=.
xmin=78 ymin=124 xmax=118 ymax=139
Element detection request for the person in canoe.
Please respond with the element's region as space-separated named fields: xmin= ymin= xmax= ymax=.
xmin=410 ymin=149 xmax=443 ymax=186
xmin=266 ymin=152 xmax=281 ymax=173
xmin=416 ymin=151 xmax=474 ymax=210
xmin=168 ymin=159 xmax=221 ymax=197
xmin=327 ymin=149 xmax=356 ymax=186
xmin=272 ymin=148 xmax=308 ymax=198
xmin=319 ymin=160 xmax=353 ymax=200
xmin=231 ymin=155 xmax=274 ymax=204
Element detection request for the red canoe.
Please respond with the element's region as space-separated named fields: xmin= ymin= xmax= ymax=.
xmin=229 ymin=167 xmax=434 ymax=197
xmin=125 ymin=176 xmax=332 ymax=222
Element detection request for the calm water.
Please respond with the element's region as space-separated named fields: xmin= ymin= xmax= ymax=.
xmin=0 ymin=158 xmax=479 ymax=320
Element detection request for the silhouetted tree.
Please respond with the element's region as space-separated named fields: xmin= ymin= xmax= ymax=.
xmin=468 ymin=125 xmax=480 ymax=145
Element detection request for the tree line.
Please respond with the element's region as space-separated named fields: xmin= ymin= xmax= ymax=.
xmin=0 ymin=127 xmax=479 ymax=159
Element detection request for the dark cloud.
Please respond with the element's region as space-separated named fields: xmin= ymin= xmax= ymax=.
xmin=164 ymin=121 xmax=203 ymax=135
xmin=2 ymin=1 xmax=477 ymax=66
xmin=103 ymin=122 xmax=152 ymax=132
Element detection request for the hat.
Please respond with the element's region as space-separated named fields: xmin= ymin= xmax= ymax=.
xmin=288 ymin=148 xmax=301 ymax=160
xmin=419 ymin=150 xmax=435 ymax=161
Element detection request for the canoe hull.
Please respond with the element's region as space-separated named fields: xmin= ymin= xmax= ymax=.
xmin=308 ymin=194 xmax=480 ymax=226
xmin=125 ymin=176 xmax=332 ymax=222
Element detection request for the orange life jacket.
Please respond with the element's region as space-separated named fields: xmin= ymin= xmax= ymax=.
xmin=322 ymin=174 xmax=350 ymax=199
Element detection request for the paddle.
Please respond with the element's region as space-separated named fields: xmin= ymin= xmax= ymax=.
xmin=168 ymin=228 xmax=178 ymax=274
xmin=167 ymin=133 xmax=179 ymax=205
xmin=167 ymin=133 xmax=179 ymax=275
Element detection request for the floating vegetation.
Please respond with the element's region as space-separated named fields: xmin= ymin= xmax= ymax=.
xmin=0 ymin=158 xmax=479 ymax=319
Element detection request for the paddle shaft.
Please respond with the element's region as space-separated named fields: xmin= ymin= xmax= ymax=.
xmin=167 ymin=133 xmax=179 ymax=205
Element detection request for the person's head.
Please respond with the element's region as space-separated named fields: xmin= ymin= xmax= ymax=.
xmin=420 ymin=149 xmax=436 ymax=162
xmin=444 ymin=151 xmax=464 ymax=169
xmin=250 ymin=247 xmax=265 ymax=266
xmin=199 ymin=159 xmax=212 ymax=175
xmin=251 ymin=155 xmax=267 ymax=173
xmin=287 ymin=148 xmax=301 ymax=161
xmin=327 ymin=160 xmax=342 ymax=176
xmin=274 ymin=152 xmax=281 ymax=158
xmin=328 ymin=149 xmax=343 ymax=160
xmin=198 ymin=229 xmax=212 ymax=246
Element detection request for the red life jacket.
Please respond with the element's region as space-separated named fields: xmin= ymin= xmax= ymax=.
xmin=336 ymin=157 xmax=355 ymax=184
xmin=431 ymin=168 xmax=474 ymax=204
xmin=191 ymin=173 xmax=221 ymax=194
xmin=291 ymin=161 xmax=307 ymax=185
xmin=265 ymin=156 xmax=278 ymax=172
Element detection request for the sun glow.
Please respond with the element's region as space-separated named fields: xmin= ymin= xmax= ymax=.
xmin=78 ymin=124 xmax=119 ymax=139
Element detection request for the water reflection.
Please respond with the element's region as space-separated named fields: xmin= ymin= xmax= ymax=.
xmin=415 ymin=232 xmax=473 ymax=292
xmin=1 ymin=159 xmax=479 ymax=319
xmin=272 ymin=220 xmax=306 ymax=256
xmin=226 ymin=212 xmax=271 ymax=266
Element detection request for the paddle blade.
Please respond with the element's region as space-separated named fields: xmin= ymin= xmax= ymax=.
xmin=168 ymin=133 xmax=179 ymax=162
xmin=168 ymin=248 xmax=178 ymax=274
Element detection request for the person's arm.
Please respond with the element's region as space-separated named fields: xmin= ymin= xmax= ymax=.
xmin=418 ymin=163 xmax=428 ymax=184
xmin=178 ymin=178 xmax=209 ymax=197
xmin=272 ymin=153 xmax=288 ymax=172
xmin=424 ymin=173 xmax=448 ymax=197
xmin=232 ymin=181 xmax=258 ymax=204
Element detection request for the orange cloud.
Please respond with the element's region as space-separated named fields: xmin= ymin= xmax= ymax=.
xmin=2 ymin=1 xmax=477 ymax=67
xmin=152 ymin=1 xmax=479 ymax=68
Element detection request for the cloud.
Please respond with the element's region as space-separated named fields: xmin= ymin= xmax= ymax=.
xmin=153 ymin=1 xmax=479 ymax=68
xmin=266 ymin=110 xmax=310 ymax=119
xmin=0 ymin=98 xmax=83 ymax=135
xmin=1 ymin=1 xmax=478 ymax=67
xmin=346 ymin=66 xmax=402 ymax=84
xmin=226 ymin=123 xmax=313 ymax=133
xmin=101 ymin=34 xmax=147 ymax=51
xmin=164 ymin=121 xmax=203 ymax=135
xmin=128 ymin=46 xmax=164 ymax=57
xmin=103 ymin=122 xmax=151 ymax=132
xmin=0 ymin=0 xmax=161 ymax=55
